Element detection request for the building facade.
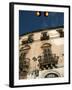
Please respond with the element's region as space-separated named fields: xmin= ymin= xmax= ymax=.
xmin=19 ymin=26 xmax=64 ymax=79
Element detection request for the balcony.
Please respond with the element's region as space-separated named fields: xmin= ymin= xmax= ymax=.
xmin=38 ymin=53 xmax=59 ymax=70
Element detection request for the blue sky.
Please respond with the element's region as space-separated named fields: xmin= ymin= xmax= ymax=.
xmin=19 ymin=10 xmax=64 ymax=35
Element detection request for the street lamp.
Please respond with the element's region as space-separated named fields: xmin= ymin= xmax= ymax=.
xmin=35 ymin=11 xmax=49 ymax=17
xmin=44 ymin=11 xmax=49 ymax=16
xmin=35 ymin=11 xmax=41 ymax=16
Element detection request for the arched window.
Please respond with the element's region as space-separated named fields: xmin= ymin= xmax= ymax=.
xmin=39 ymin=43 xmax=59 ymax=70
xmin=19 ymin=44 xmax=31 ymax=79
xmin=41 ymin=43 xmax=53 ymax=65
xmin=45 ymin=73 xmax=59 ymax=78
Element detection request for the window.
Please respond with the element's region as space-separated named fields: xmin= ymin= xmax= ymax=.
xmin=40 ymin=32 xmax=49 ymax=40
xmin=56 ymin=29 xmax=64 ymax=37
xmin=28 ymin=33 xmax=34 ymax=43
xmin=45 ymin=73 xmax=59 ymax=78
